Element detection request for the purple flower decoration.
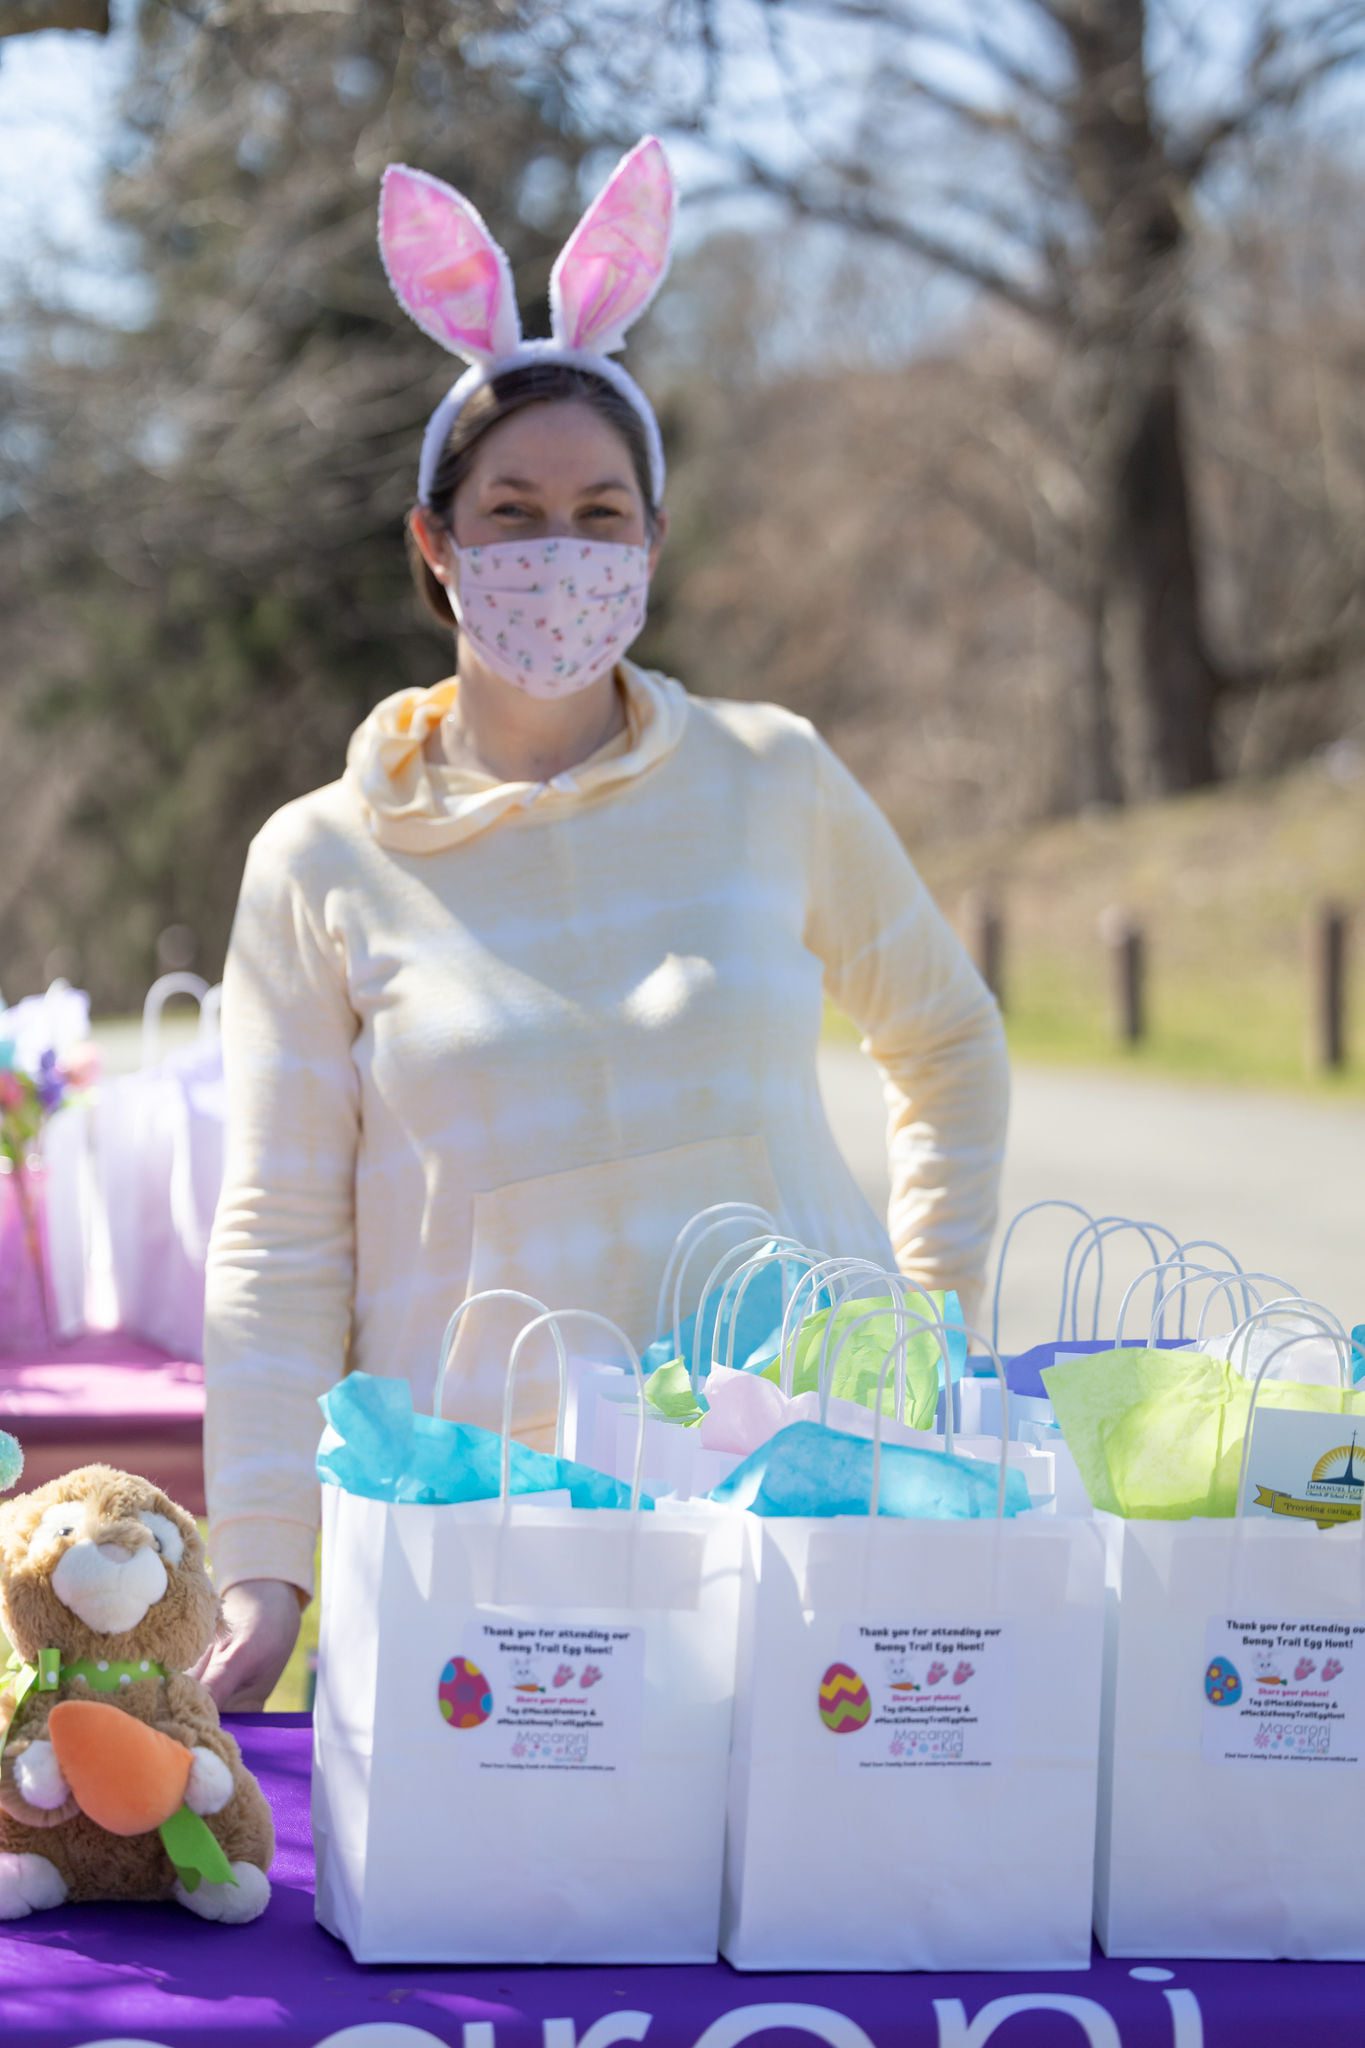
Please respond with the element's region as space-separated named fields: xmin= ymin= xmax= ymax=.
xmin=35 ymin=1048 xmax=66 ymax=1114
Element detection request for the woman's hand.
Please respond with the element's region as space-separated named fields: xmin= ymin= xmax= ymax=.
xmin=192 ymin=1579 xmax=306 ymax=1712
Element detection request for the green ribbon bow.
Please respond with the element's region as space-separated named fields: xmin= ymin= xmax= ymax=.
xmin=0 ymin=1648 xmax=235 ymax=1892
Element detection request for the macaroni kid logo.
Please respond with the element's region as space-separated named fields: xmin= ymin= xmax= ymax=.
xmin=1254 ymin=1430 xmax=1365 ymax=1529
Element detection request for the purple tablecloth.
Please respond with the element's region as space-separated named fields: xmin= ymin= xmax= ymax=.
xmin=0 ymin=1329 xmax=205 ymax=1512
xmin=1 ymin=1714 xmax=1362 ymax=2047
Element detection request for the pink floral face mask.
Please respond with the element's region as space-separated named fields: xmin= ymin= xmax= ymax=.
xmin=446 ymin=535 xmax=650 ymax=698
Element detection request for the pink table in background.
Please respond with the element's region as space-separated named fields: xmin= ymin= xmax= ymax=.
xmin=0 ymin=1329 xmax=205 ymax=1511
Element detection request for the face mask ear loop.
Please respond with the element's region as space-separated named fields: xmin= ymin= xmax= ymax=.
xmin=442 ymin=539 xmax=467 ymax=629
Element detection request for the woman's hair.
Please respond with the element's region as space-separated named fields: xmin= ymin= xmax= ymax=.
xmin=405 ymin=361 xmax=662 ymax=628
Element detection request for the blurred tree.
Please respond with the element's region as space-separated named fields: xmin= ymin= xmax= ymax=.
xmin=549 ymin=0 xmax=1365 ymax=800
xmin=0 ymin=0 xmax=602 ymax=1004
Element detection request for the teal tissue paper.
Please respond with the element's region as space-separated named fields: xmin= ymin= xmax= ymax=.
xmin=709 ymin=1419 xmax=1031 ymax=1520
xmin=316 ymin=1372 xmax=650 ymax=1509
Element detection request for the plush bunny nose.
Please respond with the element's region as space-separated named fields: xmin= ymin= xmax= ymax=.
xmin=97 ymin=1542 xmax=133 ymax=1564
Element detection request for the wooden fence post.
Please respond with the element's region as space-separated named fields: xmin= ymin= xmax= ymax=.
xmin=967 ymin=891 xmax=1005 ymax=1013
xmin=1308 ymin=903 xmax=1349 ymax=1072
xmin=1100 ymin=907 xmax=1146 ymax=1046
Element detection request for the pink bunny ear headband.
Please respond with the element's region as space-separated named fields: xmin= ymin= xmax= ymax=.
xmin=379 ymin=135 xmax=675 ymax=511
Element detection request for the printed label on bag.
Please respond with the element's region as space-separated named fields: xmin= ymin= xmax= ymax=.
xmin=436 ymin=1618 xmax=645 ymax=1773
xmin=820 ymin=1621 xmax=1014 ymax=1771
xmin=1240 ymin=1408 xmax=1365 ymax=1527
xmin=1202 ymin=1616 xmax=1365 ymax=1765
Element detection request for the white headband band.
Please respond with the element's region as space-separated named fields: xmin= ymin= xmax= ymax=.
xmin=378 ymin=139 xmax=675 ymax=514
xmin=416 ymin=340 xmax=666 ymax=511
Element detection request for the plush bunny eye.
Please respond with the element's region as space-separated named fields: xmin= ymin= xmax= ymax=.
xmin=37 ymin=1502 xmax=81 ymax=1544
xmin=137 ymin=1511 xmax=184 ymax=1567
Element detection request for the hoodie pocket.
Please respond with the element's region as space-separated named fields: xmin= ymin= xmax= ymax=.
xmin=443 ymin=1129 xmax=785 ymax=1442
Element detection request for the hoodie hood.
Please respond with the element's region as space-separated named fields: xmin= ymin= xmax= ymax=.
xmin=343 ymin=658 xmax=690 ymax=853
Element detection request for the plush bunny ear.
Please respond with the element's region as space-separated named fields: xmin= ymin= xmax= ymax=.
xmin=379 ymin=164 xmax=523 ymax=364
xmin=549 ymin=135 xmax=675 ymax=357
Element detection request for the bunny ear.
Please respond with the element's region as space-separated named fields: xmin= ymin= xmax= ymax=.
xmin=550 ymin=136 xmax=675 ymax=356
xmin=379 ymin=164 xmax=523 ymax=365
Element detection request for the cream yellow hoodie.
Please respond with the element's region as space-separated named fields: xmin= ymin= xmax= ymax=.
xmin=203 ymin=660 xmax=1008 ymax=1595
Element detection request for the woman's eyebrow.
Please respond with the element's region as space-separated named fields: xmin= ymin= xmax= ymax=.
xmin=485 ymin=474 xmax=633 ymax=494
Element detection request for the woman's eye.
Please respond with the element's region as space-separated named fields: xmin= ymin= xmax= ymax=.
xmin=491 ymin=503 xmax=529 ymax=518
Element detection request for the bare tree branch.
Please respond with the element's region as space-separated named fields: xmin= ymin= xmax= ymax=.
xmin=690 ymin=143 xmax=1062 ymax=326
xmin=1175 ymin=11 xmax=1365 ymax=177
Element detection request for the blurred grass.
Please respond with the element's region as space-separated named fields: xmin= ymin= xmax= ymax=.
xmin=873 ymin=755 xmax=1365 ymax=1099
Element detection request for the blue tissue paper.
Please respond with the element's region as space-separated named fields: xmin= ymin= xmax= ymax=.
xmin=709 ymin=1420 xmax=1032 ymax=1520
xmin=316 ymin=1372 xmax=650 ymax=1509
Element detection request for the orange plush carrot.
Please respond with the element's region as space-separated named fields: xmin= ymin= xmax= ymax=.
xmin=47 ymin=1700 xmax=192 ymax=1836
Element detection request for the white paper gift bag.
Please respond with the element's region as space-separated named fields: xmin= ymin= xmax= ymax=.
xmin=312 ymin=1303 xmax=744 ymax=1965
xmin=1095 ymin=1329 xmax=1365 ymax=1959
xmin=720 ymin=1324 xmax=1106 ymax=1972
xmin=95 ymin=973 xmax=224 ymax=1358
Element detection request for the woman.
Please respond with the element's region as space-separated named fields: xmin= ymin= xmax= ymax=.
xmin=198 ymin=138 xmax=1009 ymax=1709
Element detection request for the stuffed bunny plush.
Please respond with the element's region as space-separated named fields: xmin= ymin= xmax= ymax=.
xmin=0 ymin=1463 xmax=273 ymax=1923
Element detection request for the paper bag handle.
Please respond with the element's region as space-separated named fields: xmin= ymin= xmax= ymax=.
xmin=1113 ymin=1259 xmax=1233 ymax=1348
xmin=1220 ymin=1301 xmax=1348 ymax=1381
xmin=1234 ymin=1328 xmax=1362 ymax=1527
xmin=776 ymin=1256 xmax=899 ymax=1395
xmin=434 ymin=1288 xmax=571 ymax=1456
xmin=1193 ymin=1279 xmax=1310 ymax=1344
xmin=863 ymin=1314 xmax=1011 ymax=1519
xmin=1064 ymin=1217 xmax=1181 ymax=1342
xmin=140 ymin=972 xmax=210 ymax=1070
xmin=819 ymin=1280 xmax=953 ymax=1443
xmin=1139 ymin=1269 xmax=1281 ymax=1349
xmin=653 ymin=1203 xmax=777 ymax=1355
xmin=716 ymin=1240 xmax=819 ymax=1376
xmin=687 ymin=1228 xmax=806 ymax=1392
xmin=990 ymin=1199 xmax=1096 ymax=1351
xmin=198 ymin=983 xmax=223 ymax=1043
xmin=506 ymin=1310 xmax=648 ymax=1513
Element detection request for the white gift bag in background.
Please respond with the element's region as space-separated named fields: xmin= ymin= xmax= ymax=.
xmin=313 ymin=1301 xmax=743 ymax=1965
xmin=95 ymin=972 xmax=224 ymax=1358
xmin=1096 ymin=1328 xmax=1365 ymax=1959
xmin=720 ymin=1320 xmax=1106 ymax=1972
xmin=7 ymin=980 xmax=96 ymax=1338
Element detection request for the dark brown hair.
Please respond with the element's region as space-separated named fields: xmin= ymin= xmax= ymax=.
xmin=405 ymin=361 xmax=661 ymax=628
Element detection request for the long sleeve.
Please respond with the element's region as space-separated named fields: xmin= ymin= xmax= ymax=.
xmin=803 ymin=728 xmax=1009 ymax=1328
xmin=203 ymin=812 xmax=360 ymax=1599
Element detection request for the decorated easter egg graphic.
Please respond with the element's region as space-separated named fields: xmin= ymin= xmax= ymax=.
xmin=1204 ymin=1657 xmax=1242 ymax=1707
xmin=818 ymin=1662 xmax=871 ymax=1735
xmin=437 ymin=1656 xmax=493 ymax=1730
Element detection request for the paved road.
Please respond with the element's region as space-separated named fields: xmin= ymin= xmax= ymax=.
xmin=818 ymin=1043 xmax=1364 ymax=1352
